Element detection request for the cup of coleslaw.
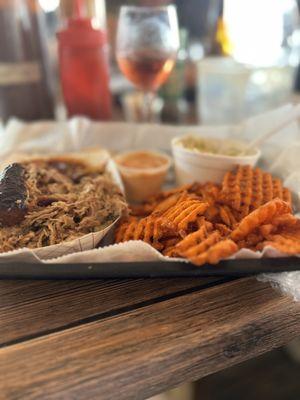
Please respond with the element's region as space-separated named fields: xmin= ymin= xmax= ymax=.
xmin=172 ymin=135 xmax=261 ymax=185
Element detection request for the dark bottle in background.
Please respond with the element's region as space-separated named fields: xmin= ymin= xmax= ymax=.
xmin=0 ymin=0 xmax=55 ymax=122
xmin=159 ymin=29 xmax=188 ymax=124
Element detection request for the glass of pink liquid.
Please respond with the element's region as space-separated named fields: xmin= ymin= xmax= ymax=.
xmin=116 ymin=5 xmax=179 ymax=122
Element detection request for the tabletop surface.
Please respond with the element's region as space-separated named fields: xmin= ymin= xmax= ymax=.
xmin=1 ymin=276 xmax=300 ymax=400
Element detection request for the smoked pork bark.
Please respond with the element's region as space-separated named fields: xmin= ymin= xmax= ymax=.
xmin=0 ymin=163 xmax=28 ymax=226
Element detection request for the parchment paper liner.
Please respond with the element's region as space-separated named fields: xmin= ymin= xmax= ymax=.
xmin=0 ymin=158 xmax=124 ymax=260
xmin=1 ymin=106 xmax=300 ymax=303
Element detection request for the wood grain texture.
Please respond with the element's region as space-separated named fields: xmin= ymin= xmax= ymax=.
xmin=195 ymin=348 xmax=300 ymax=400
xmin=1 ymin=278 xmax=300 ymax=400
xmin=0 ymin=277 xmax=225 ymax=346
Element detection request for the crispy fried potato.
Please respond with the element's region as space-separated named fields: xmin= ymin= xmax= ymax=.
xmin=219 ymin=205 xmax=237 ymax=227
xmin=115 ymin=164 xmax=299 ymax=267
xmin=156 ymin=197 xmax=210 ymax=237
xmin=182 ymin=231 xmax=222 ymax=259
xmin=205 ymin=204 xmax=220 ymax=222
xmin=215 ymin=223 xmax=232 ymax=237
xmin=115 ymin=214 xmax=178 ymax=251
xmin=258 ymin=214 xmax=297 ymax=237
xmin=231 ymin=199 xmax=291 ymax=241
xmin=188 ymin=239 xmax=238 ymax=266
xmin=259 ymin=236 xmax=300 ymax=254
xmin=115 ymin=217 xmax=134 ymax=243
xmin=220 ymin=165 xmax=292 ymax=216
xmin=152 ymin=191 xmax=188 ymax=215
xmin=165 ymin=223 xmax=213 ymax=257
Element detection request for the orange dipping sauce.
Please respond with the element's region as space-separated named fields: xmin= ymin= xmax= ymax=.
xmin=117 ymin=151 xmax=168 ymax=169
xmin=114 ymin=151 xmax=171 ymax=202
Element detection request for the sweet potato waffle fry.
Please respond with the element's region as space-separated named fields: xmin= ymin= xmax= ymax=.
xmin=230 ymin=198 xmax=291 ymax=241
xmin=164 ymin=222 xmax=214 ymax=257
xmin=220 ymin=165 xmax=292 ymax=219
xmin=256 ymin=219 xmax=300 ymax=253
xmin=115 ymin=215 xmax=177 ymax=251
xmin=188 ymin=239 xmax=238 ymax=266
xmin=115 ymin=164 xmax=299 ymax=267
xmin=159 ymin=197 xmax=209 ymax=235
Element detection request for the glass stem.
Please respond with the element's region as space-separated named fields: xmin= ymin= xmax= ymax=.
xmin=142 ymin=91 xmax=155 ymax=123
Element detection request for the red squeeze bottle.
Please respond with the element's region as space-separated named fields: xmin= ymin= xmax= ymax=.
xmin=57 ymin=1 xmax=112 ymax=120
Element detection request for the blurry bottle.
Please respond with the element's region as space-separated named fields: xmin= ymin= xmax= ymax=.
xmin=57 ymin=0 xmax=112 ymax=120
xmin=295 ymin=64 xmax=300 ymax=93
xmin=214 ymin=17 xmax=233 ymax=56
xmin=160 ymin=29 xmax=188 ymax=123
xmin=211 ymin=2 xmax=233 ymax=56
xmin=0 ymin=0 xmax=54 ymax=123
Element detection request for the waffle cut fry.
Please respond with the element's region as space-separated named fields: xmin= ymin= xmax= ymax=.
xmin=166 ymin=227 xmax=237 ymax=266
xmin=257 ymin=218 xmax=300 ymax=254
xmin=115 ymin=164 xmax=299 ymax=268
xmin=130 ymin=185 xmax=196 ymax=217
xmin=189 ymin=239 xmax=238 ymax=266
xmin=164 ymin=222 xmax=213 ymax=257
xmin=115 ymin=215 xmax=177 ymax=251
xmin=231 ymin=198 xmax=291 ymax=241
xmin=130 ymin=182 xmax=221 ymax=217
xmin=159 ymin=197 xmax=209 ymax=236
xmin=220 ymin=165 xmax=292 ymax=219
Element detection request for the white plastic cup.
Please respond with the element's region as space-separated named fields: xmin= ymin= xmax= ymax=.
xmin=172 ymin=136 xmax=261 ymax=185
xmin=197 ymin=57 xmax=251 ymax=125
xmin=114 ymin=150 xmax=171 ymax=202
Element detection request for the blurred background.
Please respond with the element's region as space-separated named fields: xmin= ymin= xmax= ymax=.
xmin=1 ymin=0 xmax=300 ymax=125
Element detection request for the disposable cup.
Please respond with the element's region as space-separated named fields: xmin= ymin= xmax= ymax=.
xmin=172 ymin=136 xmax=261 ymax=185
xmin=114 ymin=150 xmax=171 ymax=202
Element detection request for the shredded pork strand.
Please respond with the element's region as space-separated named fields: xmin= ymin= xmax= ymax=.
xmin=0 ymin=160 xmax=127 ymax=252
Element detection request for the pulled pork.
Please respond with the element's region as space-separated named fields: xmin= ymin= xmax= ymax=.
xmin=0 ymin=159 xmax=127 ymax=252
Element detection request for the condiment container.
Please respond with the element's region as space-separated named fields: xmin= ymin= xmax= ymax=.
xmin=114 ymin=151 xmax=171 ymax=203
xmin=57 ymin=0 xmax=112 ymax=120
xmin=172 ymin=136 xmax=260 ymax=185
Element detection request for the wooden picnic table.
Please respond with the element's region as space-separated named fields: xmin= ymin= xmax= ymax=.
xmin=1 ymin=276 xmax=300 ymax=400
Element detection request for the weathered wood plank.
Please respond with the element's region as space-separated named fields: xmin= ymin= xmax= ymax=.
xmin=1 ymin=278 xmax=300 ymax=400
xmin=0 ymin=277 xmax=225 ymax=346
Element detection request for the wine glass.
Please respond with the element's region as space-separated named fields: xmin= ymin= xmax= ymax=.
xmin=116 ymin=5 xmax=180 ymax=122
